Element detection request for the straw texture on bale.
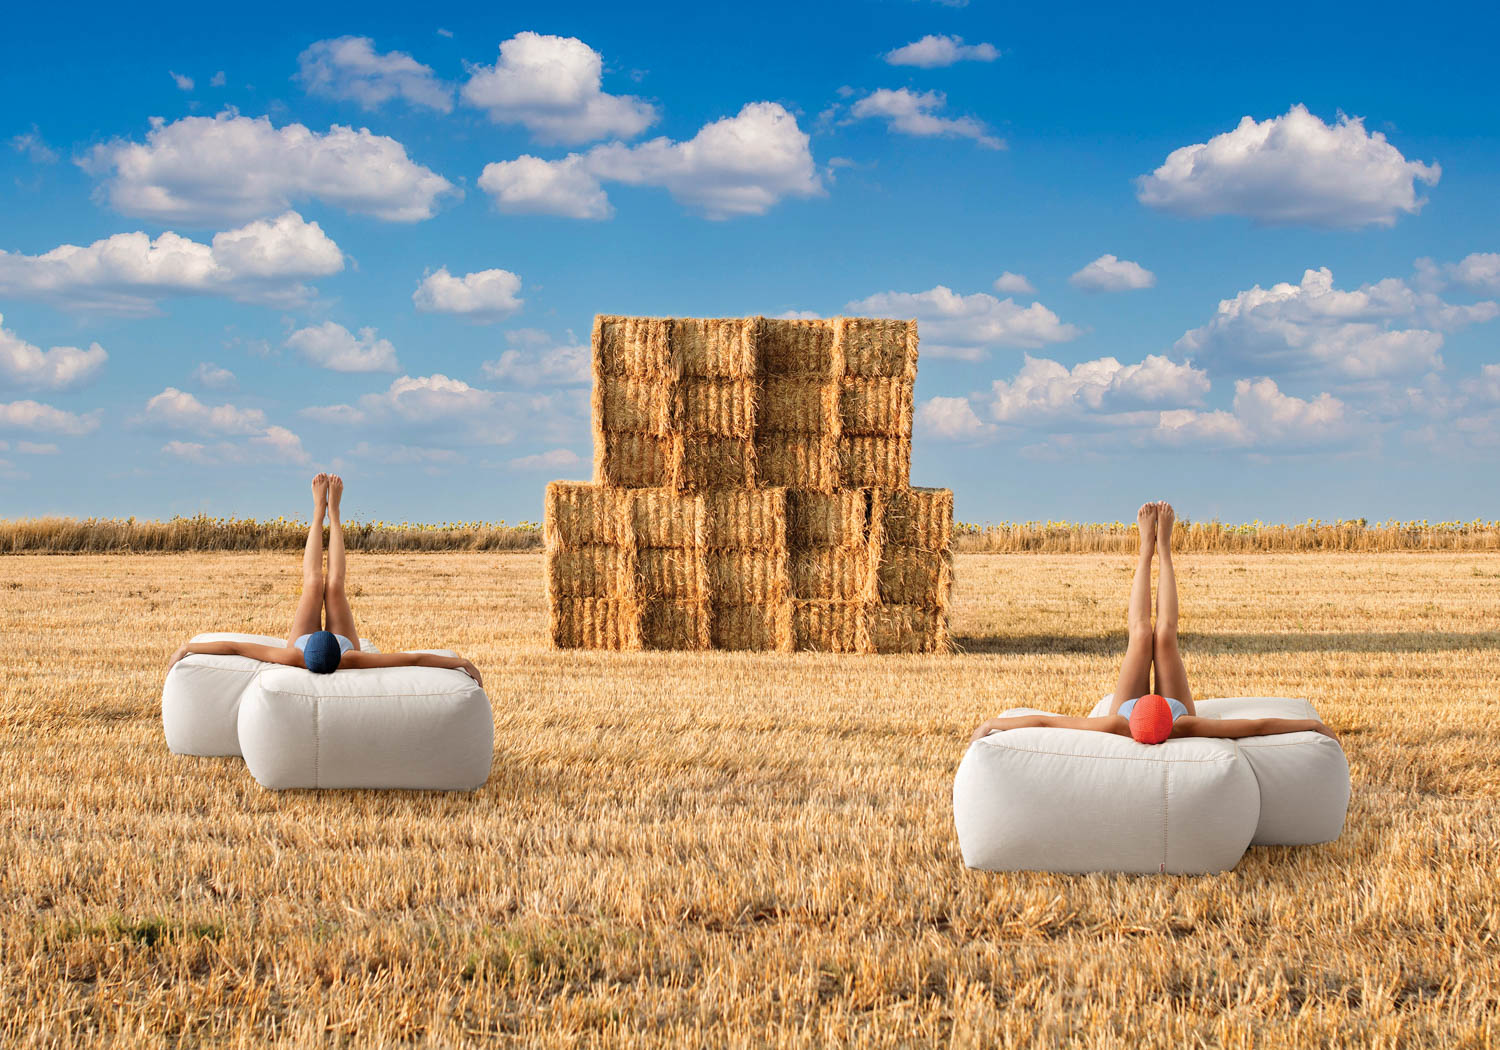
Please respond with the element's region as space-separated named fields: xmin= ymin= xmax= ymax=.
xmin=704 ymin=489 xmax=788 ymax=551
xmin=839 ymin=377 xmax=914 ymax=438
xmin=640 ymin=599 xmax=711 ymax=650
xmin=835 ymin=317 xmax=918 ymax=379
xmin=866 ymin=602 xmax=950 ymax=654
xmin=792 ymin=599 xmax=870 ymax=653
xmin=759 ymin=378 xmax=838 ymax=434
xmin=596 ymin=431 xmax=674 ymax=489
xmin=546 ymin=545 xmax=636 ymax=598
xmin=637 ymin=547 xmax=710 ymax=600
xmin=673 ymin=435 xmax=757 ymax=490
xmin=629 ymin=489 xmax=706 ymax=549
xmin=672 ymin=379 xmax=758 ymax=437
xmin=708 ymin=550 xmax=790 ymax=603
xmin=754 ymin=433 xmax=837 ymax=492
xmin=787 ymin=490 xmax=869 ymax=549
xmin=711 ymin=602 xmax=793 ymax=652
xmin=671 ymin=318 xmax=756 ymax=378
xmin=550 ymin=596 xmax=639 ymax=650
xmin=757 ymin=318 xmax=838 ymax=376
xmin=790 ymin=547 xmax=876 ymax=602
xmin=544 ymin=482 xmax=631 ymax=550
xmin=838 ymin=436 xmax=911 ymax=490
xmin=595 ymin=377 xmax=672 ymax=435
xmin=880 ymin=487 xmax=953 ymax=552
xmin=876 ymin=545 xmax=953 ymax=607
xmin=594 ymin=316 xmax=674 ymax=378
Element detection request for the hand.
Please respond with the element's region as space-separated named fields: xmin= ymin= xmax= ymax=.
xmin=970 ymin=719 xmax=998 ymax=744
xmin=457 ymin=659 xmax=483 ymax=688
xmin=1312 ymin=722 xmax=1340 ymax=743
xmin=168 ymin=644 xmax=190 ymax=670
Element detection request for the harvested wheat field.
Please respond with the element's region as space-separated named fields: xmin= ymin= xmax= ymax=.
xmin=3 ymin=550 xmax=1498 ymax=1047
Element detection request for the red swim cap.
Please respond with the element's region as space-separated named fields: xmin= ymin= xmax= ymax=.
xmin=1129 ymin=693 xmax=1174 ymax=745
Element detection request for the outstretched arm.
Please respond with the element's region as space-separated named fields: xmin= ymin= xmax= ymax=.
xmin=168 ymin=641 xmax=300 ymax=670
xmin=971 ymin=713 xmax=1128 ymax=743
xmin=339 ymin=649 xmax=483 ymax=687
xmin=1177 ymin=716 xmax=1338 ymax=742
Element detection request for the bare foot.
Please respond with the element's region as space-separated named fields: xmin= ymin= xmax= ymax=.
xmin=1137 ymin=502 xmax=1158 ymax=552
xmin=311 ymin=473 xmax=328 ymax=509
xmin=1157 ymin=502 xmax=1176 ymax=548
xmin=328 ymin=474 xmax=344 ymax=519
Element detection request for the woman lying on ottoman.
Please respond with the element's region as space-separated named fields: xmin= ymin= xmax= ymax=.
xmin=971 ymin=501 xmax=1334 ymax=746
xmin=167 ymin=473 xmax=483 ymax=686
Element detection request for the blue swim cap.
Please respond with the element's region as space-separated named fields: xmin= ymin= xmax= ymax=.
xmin=302 ymin=630 xmax=342 ymax=674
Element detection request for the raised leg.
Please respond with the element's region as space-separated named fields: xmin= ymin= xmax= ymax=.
xmin=1151 ymin=502 xmax=1194 ymax=712
xmin=287 ymin=474 xmax=328 ymax=643
xmin=321 ymin=474 xmax=360 ymax=649
xmin=1108 ymin=504 xmax=1158 ymax=716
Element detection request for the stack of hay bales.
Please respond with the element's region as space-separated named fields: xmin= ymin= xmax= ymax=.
xmin=545 ymin=315 xmax=953 ymax=653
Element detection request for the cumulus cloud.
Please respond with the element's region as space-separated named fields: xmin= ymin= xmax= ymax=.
xmin=1435 ymin=252 xmax=1500 ymax=293
xmin=144 ymin=387 xmax=308 ymax=462
xmin=993 ymin=272 xmax=1034 ymax=296
xmin=1156 ymin=378 xmax=1353 ymax=449
xmin=192 ymin=362 xmax=236 ymax=389
xmin=916 ymin=396 xmax=993 ymax=439
xmin=0 ymin=211 xmax=343 ymax=313
xmin=478 ymin=101 xmax=822 ymax=220
xmin=1461 ymin=363 xmax=1500 ymax=403
xmin=849 ymin=88 xmax=1003 ymax=150
xmin=843 ymin=285 xmax=1080 ymax=360
xmin=0 ymin=399 xmax=100 ymax=435
xmin=12 ymin=127 xmax=59 ymax=164
xmin=1176 ymin=266 xmax=1498 ymax=381
xmin=1069 ymin=254 xmax=1156 ymax=292
xmin=460 ymin=32 xmax=656 ymax=144
xmin=413 ymin=267 xmax=523 ymax=321
xmin=1136 ymin=105 xmax=1440 ymax=229
xmin=884 ymin=34 xmax=998 ymax=67
xmin=84 ymin=111 xmax=458 ymax=224
xmin=984 ymin=354 xmax=1209 ymax=426
xmin=480 ymin=329 xmax=590 ymax=385
xmin=509 ymin=447 xmax=582 ymax=470
xmin=0 ymin=315 xmax=107 ymax=390
xmin=285 ymin=322 xmax=399 ymax=373
xmin=296 ymin=36 xmax=453 ymax=112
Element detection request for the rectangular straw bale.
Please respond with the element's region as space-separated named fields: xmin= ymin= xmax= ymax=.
xmin=754 ymin=433 xmax=836 ymax=492
xmin=708 ymin=549 xmax=790 ymax=603
xmin=759 ymin=378 xmax=838 ymax=434
xmin=881 ymin=487 xmax=954 ymax=551
xmin=787 ymin=489 xmax=868 ymax=548
xmin=594 ymin=316 xmax=674 ymax=377
xmin=835 ymin=317 xmax=918 ymax=379
xmin=594 ymin=376 xmax=671 ymax=435
xmin=550 ymin=597 xmax=639 ymax=650
xmin=595 ymin=431 xmax=674 ymax=488
xmin=839 ymin=377 xmax=914 ymax=437
xmin=867 ymin=603 xmax=949 ymax=654
xmin=640 ymin=599 xmax=711 ymax=650
xmin=545 ymin=482 xmax=631 ymax=550
xmin=637 ymin=546 xmax=709 ymax=600
xmin=671 ymin=318 xmax=756 ymax=378
xmin=712 ymin=602 xmax=792 ymax=652
xmin=790 ymin=546 xmax=876 ymax=601
xmin=792 ymin=600 xmax=870 ymax=653
xmin=673 ymin=434 xmax=756 ymax=490
xmin=757 ymin=318 xmax=838 ymax=376
xmin=546 ymin=544 xmax=635 ymax=598
xmin=629 ymin=489 xmax=706 ymax=548
xmin=704 ymin=488 xmax=788 ymax=550
xmin=838 ymin=435 xmax=911 ymax=490
xmin=876 ymin=545 xmax=953 ymax=606
xmin=672 ymin=378 xmax=758 ymax=437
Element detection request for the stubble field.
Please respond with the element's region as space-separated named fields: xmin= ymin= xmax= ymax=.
xmin=2 ymin=550 xmax=1497 ymax=1047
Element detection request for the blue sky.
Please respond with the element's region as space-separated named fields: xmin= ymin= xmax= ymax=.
xmin=2 ymin=0 xmax=1497 ymax=524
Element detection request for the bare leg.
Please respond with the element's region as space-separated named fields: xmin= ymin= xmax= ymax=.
xmin=287 ymin=474 xmax=328 ymax=642
xmin=321 ymin=474 xmax=360 ymax=648
xmin=1108 ymin=504 xmax=1157 ymax=716
xmin=1151 ymin=501 xmax=1194 ymax=713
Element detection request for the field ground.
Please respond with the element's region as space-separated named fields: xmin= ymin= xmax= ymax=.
xmin=3 ymin=551 xmax=1498 ymax=1047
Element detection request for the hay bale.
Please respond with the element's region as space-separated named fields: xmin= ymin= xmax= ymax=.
xmin=595 ymin=376 xmax=671 ymax=435
xmin=838 ymin=436 xmax=911 ymax=490
xmin=754 ymin=433 xmax=836 ymax=491
xmin=671 ymin=318 xmax=756 ymax=378
xmin=759 ymin=377 xmax=838 ymax=434
xmin=640 ymin=599 xmax=711 ymax=650
xmin=708 ymin=549 xmax=790 ymax=603
xmin=787 ymin=490 xmax=868 ymax=548
xmin=595 ymin=432 xmax=674 ymax=488
xmin=550 ymin=596 xmax=639 ymax=650
xmin=867 ymin=603 xmax=949 ymax=654
xmin=637 ymin=547 xmax=710 ymax=600
xmin=791 ymin=600 xmax=870 ymax=653
xmin=673 ymin=378 xmax=758 ymax=437
xmin=630 ymin=489 xmax=706 ymax=548
xmin=673 ymin=434 xmax=756 ymax=490
xmin=546 ymin=544 xmax=635 ymax=598
xmin=594 ymin=316 xmax=674 ymax=377
xmin=711 ymin=602 xmax=792 ymax=651
xmin=757 ymin=318 xmax=838 ymax=376
xmin=705 ymin=488 xmax=788 ymax=550
xmin=790 ymin=546 xmax=876 ymax=601
xmin=840 ymin=377 xmax=913 ymax=437
xmin=835 ymin=318 xmax=918 ymax=379
xmin=881 ymin=487 xmax=953 ymax=551
xmin=876 ymin=545 xmax=953 ymax=606
xmin=545 ymin=482 xmax=631 ymax=550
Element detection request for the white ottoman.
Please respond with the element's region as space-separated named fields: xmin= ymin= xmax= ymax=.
xmin=237 ymin=657 xmax=493 ymax=791
xmin=160 ymin=632 xmax=377 ymax=757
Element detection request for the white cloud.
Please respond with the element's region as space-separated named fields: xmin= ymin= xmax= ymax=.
xmin=0 ymin=315 xmax=107 ymax=390
xmin=11 ymin=127 xmax=58 ymax=164
xmin=993 ymin=272 xmax=1034 ymax=296
xmin=843 ymin=285 xmax=1080 ymax=359
xmin=0 ymin=211 xmax=343 ymax=313
xmin=0 ymin=400 xmax=100 ymax=436
xmin=13 ymin=440 xmax=59 ymax=454
xmin=916 ymin=396 xmax=993 ymax=439
xmin=1136 ymin=105 xmax=1440 ymax=229
xmin=884 ymin=34 xmax=998 ymax=68
xmin=1156 ymin=378 xmax=1353 ymax=449
xmin=285 ymin=322 xmax=399 ymax=373
xmin=478 ymin=101 xmax=822 ymax=220
xmin=1442 ymin=253 xmax=1500 ymax=293
xmin=170 ymin=71 xmax=194 ymax=91
xmin=849 ymin=88 xmax=1002 ymax=150
xmin=460 ymin=32 xmax=656 ymax=144
xmin=144 ymin=387 xmax=308 ymax=462
xmin=303 ymin=373 xmax=579 ymax=448
xmin=192 ymin=362 xmax=237 ymax=389
xmin=210 ymin=71 xmax=226 ymax=88
xmin=296 ymin=36 xmax=453 ymax=112
xmin=413 ymin=267 xmax=523 ymax=321
xmin=480 ymin=329 xmax=589 ymax=385
xmin=1462 ymin=363 xmax=1500 ymax=403
xmin=509 ymin=447 xmax=581 ymax=470
xmin=1069 ymin=254 xmax=1155 ymax=292
xmin=84 ymin=111 xmax=458 ymax=224
xmin=984 ymin=354 xmax=1209 ymax=426
xmin=1176 ymin=266 xmax=1498 ymax=381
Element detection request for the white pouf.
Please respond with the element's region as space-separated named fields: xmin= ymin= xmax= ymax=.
xmin=161 ymin=632 xmax=377 ymax=757
xmin=237 ymin=657 xmax=493 ymax=791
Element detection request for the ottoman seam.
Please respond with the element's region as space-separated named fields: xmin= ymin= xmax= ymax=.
xmin=1160 ymin=762 xmax=1170 ymax=874
xmin=261 ymin=689 xmax=476 ymax=700
xmin=978 ymin=742 xmax=1236 ymax=764
xmin=313 ymin=697 xmax=320 ymax=789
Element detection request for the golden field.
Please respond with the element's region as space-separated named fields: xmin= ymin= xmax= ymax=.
xmin=2 ymin=549 xmax=1498 ymax=1047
